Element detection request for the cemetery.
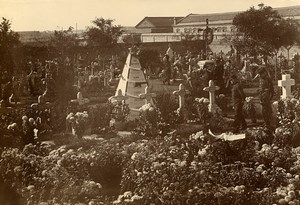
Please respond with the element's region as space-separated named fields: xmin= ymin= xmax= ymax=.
xmin=1 ymin=3 xmax=300 ymax=205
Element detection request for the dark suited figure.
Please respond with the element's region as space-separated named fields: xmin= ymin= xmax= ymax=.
xmin=257 ymin=67 xmax=274 ymax=130
xmin=231 ymin=75 xmax=247 ymax=132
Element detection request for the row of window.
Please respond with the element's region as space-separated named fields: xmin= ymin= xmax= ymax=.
xmin=175 ymin=26 xmax=236 ymax=33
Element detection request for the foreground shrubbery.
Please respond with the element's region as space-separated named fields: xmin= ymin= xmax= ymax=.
xmin=120 ymin=131 xmax=300 ymax=205
xmin=2 ymin=96 xmax=300 ymax=204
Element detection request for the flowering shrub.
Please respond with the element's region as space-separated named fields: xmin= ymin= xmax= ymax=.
xmin=111 ymin=101 xmax=130 ymax=122
xmin=120 ymin=131 xmax=300 ymax=205
xmin=133 ymin=103 xmax=161 ymax=138
xmin=154 ymin=92 xmax=179 ymax=125
xmin=243 ymin=96 xmax=257 ymax=123
xmin=66 ymin=111 xmax=89 ymax=138
xmin=276 ymin=98 xmax=300 ymax=146
xmin=194 ymin=97 xmax=210 ymax=124
xmin=0 ymin=138 xmax=129 ymax=205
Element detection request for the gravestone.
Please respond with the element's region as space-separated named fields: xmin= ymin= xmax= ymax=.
xmin=173 ymin=84 xmax=186 ymax=109
xmin=77 ymin=92 xmax=90 ymax=105
xmin=139 ymin=86 xmax=156 ymax=105
xmin=278 ymin=74 xmax=295 ymax=99
xmin=203 ymin=80 xmax=220 ymax=113
xmin=115 ymin=48 xmax=148 ymax=119
xmin=70 ymin=92 xmax=90 ymax=105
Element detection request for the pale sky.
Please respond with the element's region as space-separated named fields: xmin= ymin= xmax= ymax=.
xmin=0 ymin=0 xmax=300 ymax=31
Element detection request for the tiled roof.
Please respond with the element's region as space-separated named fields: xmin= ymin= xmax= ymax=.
xmin=176 ymin=5 xmax=300 ymax=25
xmin=177 ymin=12 xmax=238 ymax=24
xmin=136 ymin=17 xmax=183 ymax=28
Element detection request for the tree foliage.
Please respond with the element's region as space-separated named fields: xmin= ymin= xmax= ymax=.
xmin=232 ymin=4 xmax=300 ymax=57
xmin=85 ymin=18 xmax=122 ymax=53
xmin=122 ymin=34 xmax=141 ymax=45
xmin=50 ymin=26 xmax=78 ymax=57
xmin=0 ymin=18 xmax=20 ymax=75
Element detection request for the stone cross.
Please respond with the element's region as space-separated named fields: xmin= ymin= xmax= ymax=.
xmin=104 ymin=70 xmax=111 ymax=86
xmin=76 ymin=91 xmax=90 ymax=105
xmin=278 ymin=74 xmax=295 ymax=99
xmin=38 ymin=95 xmax=45 ymax=104
xmin=203 ymin=80 xmax=220 ymax=113
xmin=139 ymin=86 xmax=156 ymax=105
xmin=109 ymin=89 xmax=128 ymax=103
xmin=173 ymin=84 xmax=186 ymax=109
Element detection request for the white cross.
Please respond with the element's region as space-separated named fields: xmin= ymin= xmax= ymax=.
xmin=203 ymin=80 xmax=220 ymax=113
xmin=109 ymin=89 xmax=128 ymax=103
xmin=173 ymin=84 xmax=186 ymax=108
xmin=278 ymin=74 xmax=295 ymax=99
xmin=76 ymin=91 xmax=90 ymax=105
xmin=139 ymin=86 xmax=156 ymax=105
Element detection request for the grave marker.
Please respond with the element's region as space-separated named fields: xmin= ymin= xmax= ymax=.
xmin=278 ymin=74 xmax=295 ymax=99
xmin=203 ymin=80 xmax=220 ymax=113
xmin=173 ymin=84 xmax=186 ymax=109
xmin=114 ymin=48 xmax=148 ymax=119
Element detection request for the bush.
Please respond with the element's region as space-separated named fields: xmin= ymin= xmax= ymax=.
xmin=119 ymin=131 xmax=299 ymax=205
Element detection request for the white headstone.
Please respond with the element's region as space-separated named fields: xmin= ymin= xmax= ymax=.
xmin=203 ymin=80 xmax=220 ymax=113
xmin=173 ymin=84 xmax=186 ymax=109
xmin=278 ymin=74 xmax=295 ymax=99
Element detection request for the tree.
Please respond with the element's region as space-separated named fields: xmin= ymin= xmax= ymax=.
xmin=279 ymin=18 xmax=300 ymax=60
xmin=0 ymin=18 xmax=20 ymax=76
xmin=122 ymin=34 xmax=141 ymax=46
xmin=85 ymin=18 xmax=122 ymax=54
xmin=232 ymin=4 xmax=299 ymax=59
xmin=49 ymin=26 xmax=78 ymax=57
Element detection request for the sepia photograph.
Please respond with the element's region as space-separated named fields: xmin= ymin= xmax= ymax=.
xmin=1 ymin=0 xmax=300 ymax=204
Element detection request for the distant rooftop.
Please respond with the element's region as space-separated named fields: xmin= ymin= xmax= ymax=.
xmin=136 ymin=17 xmax=183 ymax=28
xmin=176 ymin=5 xmax=300 ymax=25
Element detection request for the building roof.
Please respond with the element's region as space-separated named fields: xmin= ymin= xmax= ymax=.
xmin=136 ymin=17 xmax=183 ymax=28
xmin=176 ymin=5 xmax=300 ymax=25
xmin=177 ymin=12 xmax=238 ymax=24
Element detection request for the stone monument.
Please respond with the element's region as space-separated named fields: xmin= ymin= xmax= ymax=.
xmin=115 ymin=47 xmax=148 ymax=119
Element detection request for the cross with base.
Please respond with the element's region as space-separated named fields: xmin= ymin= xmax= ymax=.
xmin=109 ymin=89 xmax=128 ymax=103
xmin=278 ymin=74 xmax=295 ymax=99
xmin=139 ymin=86 xmax=156 ymax=105
xmin=173 ymin=84 xmax=186 ymax=109
xmin=203 ymin=80 xmax=220 ymax=113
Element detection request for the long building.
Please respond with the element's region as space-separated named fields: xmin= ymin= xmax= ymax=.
xmin=135 ymin=5 xmax=300 ymax=54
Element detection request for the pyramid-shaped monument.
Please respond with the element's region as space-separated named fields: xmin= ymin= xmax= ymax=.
xmin=116 ymin=49 xmax=148 ymax=119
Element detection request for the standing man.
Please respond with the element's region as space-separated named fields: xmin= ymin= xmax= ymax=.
xmin=257 ymin=66 xmax=274 ymax=131
xmin=231 ymin=74 xmax=247 ymax=133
